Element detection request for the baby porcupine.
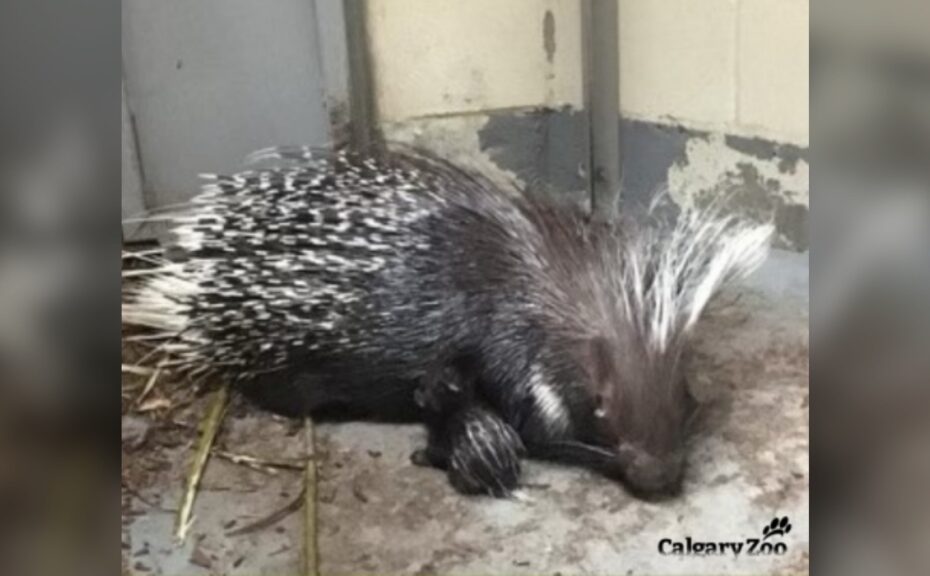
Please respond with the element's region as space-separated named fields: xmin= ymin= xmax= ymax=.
xmin=412 ymin=361 xmax=525 ymax=497
xmin=123 ymin=145 xmax=772 ymax=498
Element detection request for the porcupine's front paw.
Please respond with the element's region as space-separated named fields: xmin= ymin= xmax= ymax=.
xmin=445 ymin=406 xmax=526 ymax=497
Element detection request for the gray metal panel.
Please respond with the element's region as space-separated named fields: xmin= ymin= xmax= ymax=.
xmin=123 ymin=0 xmax=331 ymax=208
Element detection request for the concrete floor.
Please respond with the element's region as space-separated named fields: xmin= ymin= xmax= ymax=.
xmin=122 ymin=249 xmax=809 ymax=575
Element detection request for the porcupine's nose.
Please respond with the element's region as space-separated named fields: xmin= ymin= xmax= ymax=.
xmin=617 ymin=443 xmax=685 ymax=500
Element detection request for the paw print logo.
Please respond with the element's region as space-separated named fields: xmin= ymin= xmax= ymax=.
xmin=762 ymin=516 xmax=792 ymax=539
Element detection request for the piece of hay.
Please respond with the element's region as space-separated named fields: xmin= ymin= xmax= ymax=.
xmin=212 ymin=450 xmax=304 ymax=475
xmin=175 ymin=385 xmax=229 ymax=542
xmin=303 ymin=418 xmax=319 ymax=576
xmin=225 ymin=490 xmax=305 ymax=537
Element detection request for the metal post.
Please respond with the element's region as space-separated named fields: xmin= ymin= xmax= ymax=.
xmin=584 ymin=0 xmax=621 ymax=221
xmin=342 ymin=0 xmax=379 ymax=152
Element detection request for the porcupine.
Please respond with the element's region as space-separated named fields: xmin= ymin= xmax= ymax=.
xmin=122 ymin=146 xmax=772 ymax=499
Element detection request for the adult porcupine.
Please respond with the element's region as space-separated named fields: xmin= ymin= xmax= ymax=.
xmin=123 ymin=146 xmax=772 ymax=498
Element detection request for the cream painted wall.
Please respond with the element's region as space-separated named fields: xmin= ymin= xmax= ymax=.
xmin=367 ymin=0 xmax=809 ymax=145
xmin=367 ymin=0 xmax=583 ymax=120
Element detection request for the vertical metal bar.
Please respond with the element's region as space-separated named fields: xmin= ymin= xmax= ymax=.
xmin=311 ymin=0 xmax=351 ymax=136
xmin=342 ymin=0 xmax=379 ymax=152
xmin=122 ymin=82 xmax=146 ymax=240
xmin=580 ymin=0 xmax=594 ymax=208
xmin=585 ymin=0 xmax=621 ymax=221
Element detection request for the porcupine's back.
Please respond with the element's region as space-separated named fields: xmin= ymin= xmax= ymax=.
xmin=123 ymin=148 xmax=557 ymax=417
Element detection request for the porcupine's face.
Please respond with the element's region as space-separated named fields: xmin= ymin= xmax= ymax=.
xmin=583 ymin=335 xmax=697 ymax=499
xmin=541 ymin=197 xmax=771 ymax=498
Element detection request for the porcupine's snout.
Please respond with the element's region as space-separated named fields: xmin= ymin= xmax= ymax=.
xmin=616 ymin=442 xmax=685 ymax=499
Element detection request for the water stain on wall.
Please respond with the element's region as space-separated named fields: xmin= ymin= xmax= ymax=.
xmin=543 ymin=10 xmax=557 ymax=64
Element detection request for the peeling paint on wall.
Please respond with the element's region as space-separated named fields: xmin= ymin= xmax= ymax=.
xmin=380 ymin=107 xmax=809 ymax=251
xmin=724 ymin=135 xmax=809 ymax=175
xmin=667 ymin=133 xmax=810 ymax=250
xmin=380 ymin=107 xmax=591 ymax=207
xmin=380 ymin=114 xmax=524 ymax=194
